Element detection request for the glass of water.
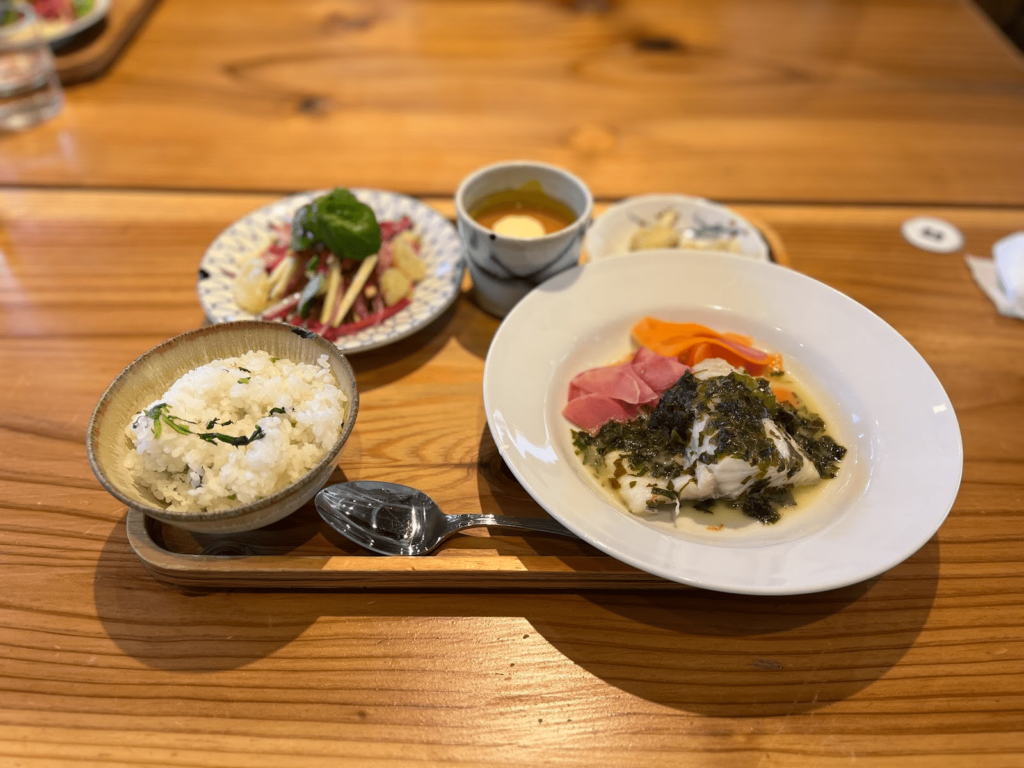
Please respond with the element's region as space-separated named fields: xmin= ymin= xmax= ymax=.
xmin=0 ymin=2 xmax=63 ymax=131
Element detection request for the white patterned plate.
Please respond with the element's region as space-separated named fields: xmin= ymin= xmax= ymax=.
xmin=198 ymin=190 xmax=465 ymax=354
xmin=585 ymin=194 xmax=770 ymax=263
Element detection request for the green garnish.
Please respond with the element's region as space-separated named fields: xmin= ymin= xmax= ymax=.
xmin=142 ymin=403 xmax=265 ymax=447
xmin=728 ymin=482 xmax=796 ymax=524
xmin=161 ymin=414 xmax=193 ymax=436
xmin=238 ymin=378 xmax=250 ymax=384
xmin=572 ymin=370 xmax=846 ymax=524
xmin=198 ymin=425 xmax=266 ymax=447
xmin=269 ymin=358 xmax=279 ymax=363
xmin=144 ymin=403 xmax=168 ymax=419
xmin=145 ymin=403 xmax=169 ymax=438
xmin=237 ymin=367 xmax=251 ymax=374
xmin=290 ymin=187 xmax=381 ymax=259
xmin=269 ymin=407 xmax=287 ymax=415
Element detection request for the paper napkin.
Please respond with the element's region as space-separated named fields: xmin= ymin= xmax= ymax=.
xmin=966 ymin=232 xmax=1024 ymax=319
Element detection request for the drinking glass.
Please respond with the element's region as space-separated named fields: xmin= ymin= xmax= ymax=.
xmin=0 ymin=2 xmax=63 ymax=131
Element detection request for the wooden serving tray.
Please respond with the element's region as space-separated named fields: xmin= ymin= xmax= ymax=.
xmin=124 ymin=205 xmax=787 ymax=591
xmin=745 ymin=213 xmax=790 ymax=266
xmin=54 ymin=0 xmax=161 ymax=85
xmin=126 ymin=504 xmax=683 ymax=590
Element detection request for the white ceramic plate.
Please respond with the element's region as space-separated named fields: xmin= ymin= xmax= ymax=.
xmin=483 ymin=250 xmax=962 ymax=595
xmin=38 ymin=0 xmax=110 ymax=45
xmin=198 ymin=189 xmax=465 ymax=354
xmin=585 ymin=194 xmax=770 ymax=263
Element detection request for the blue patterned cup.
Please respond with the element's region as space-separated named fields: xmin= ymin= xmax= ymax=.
xmin=455 ymin=161 xmax=593 ymax=317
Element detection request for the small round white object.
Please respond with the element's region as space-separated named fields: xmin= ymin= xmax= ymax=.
xmin=901 ymin=216 xmax=964 ymax=254
xmin=492 ymin=214 xmax=546 ymax=239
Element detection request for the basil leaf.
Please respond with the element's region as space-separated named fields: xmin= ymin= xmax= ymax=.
xmin=313 ymin=201 xmax=381 ymax=260
xmin=289 ymin=188 xmax=381 ymax=260
xmin=291 ymin=202 xmax=318 ymax=251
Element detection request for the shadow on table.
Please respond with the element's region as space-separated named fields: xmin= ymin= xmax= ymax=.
xmin=527 ymin=543 xmax=939 ymax=717
xmin=94 ymin=502 xmax=937 ymax=719
xmin=343 ymin=299 xmax=461 ymax=392
xmin=472 ymin=421 xmax=940 ymax=716
xmin=93 ymin=418 xmax=938 ymax=716
xmin=92 ymin=513 xmax=325 ymax=673
xmin=329 ymin=287 xmax=501 ymax=390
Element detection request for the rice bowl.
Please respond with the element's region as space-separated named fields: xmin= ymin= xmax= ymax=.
xmin=88 ymin=322 xmax=359 ymax=533
xmin=126 ymin=351 xmax=348 ymax=512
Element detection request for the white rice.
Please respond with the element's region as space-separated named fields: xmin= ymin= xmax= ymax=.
xmin=125 ymin=351 xmax=347 ymax=512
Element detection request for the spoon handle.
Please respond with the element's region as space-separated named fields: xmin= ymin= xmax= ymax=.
xmin=449 ymin=514 xmax=579 ymax=539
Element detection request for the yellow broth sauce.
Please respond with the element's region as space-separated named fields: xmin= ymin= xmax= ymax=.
xmin=471 ymin=181 xmax=577 ymax=237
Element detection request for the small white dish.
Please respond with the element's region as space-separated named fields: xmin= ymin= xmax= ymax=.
xmin=37 ymin=0 xmax=110 ymax=46
xmin=198 ymin=189 xmax=465 ymax=355
xmin=483 ymin=250 xmax=962 ymax=595
xmin=585 ymin=194 xmax=770 ymax=263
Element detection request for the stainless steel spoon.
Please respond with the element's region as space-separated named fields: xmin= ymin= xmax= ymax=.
xmin=315 ymin=480 xmax=579 ymax=556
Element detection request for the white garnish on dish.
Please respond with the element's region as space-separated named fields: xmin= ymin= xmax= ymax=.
xmin=630 ymin=210 xmax=681 ymax=251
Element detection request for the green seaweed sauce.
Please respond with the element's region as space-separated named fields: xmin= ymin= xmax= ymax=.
xmin=572 ymin=368 xmax=846 ymax=524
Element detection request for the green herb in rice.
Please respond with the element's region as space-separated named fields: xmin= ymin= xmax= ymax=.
xmin=125 ymin=351 xmax=347 ymax=512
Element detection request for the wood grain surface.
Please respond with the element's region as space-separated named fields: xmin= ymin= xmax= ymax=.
xmin=3 ymin=0 xmax=1024 ymax=205
xmin=3 ymin=0 xmax=1024 ymax=763
xmin=2 ymin=187 xmax=1023 ymax=765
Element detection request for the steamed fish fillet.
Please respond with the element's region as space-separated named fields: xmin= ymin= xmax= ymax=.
xmin=611 ymin=427 xmax=820 ymax=515
xmin=610 ymin=359 xmax=822 ymax=515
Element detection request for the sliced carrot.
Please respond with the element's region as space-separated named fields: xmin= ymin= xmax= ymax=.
xmin=723 ymin=331 xmax=753 ymax=346
xmin=633 ymin=318 xmax=711 ymax=341
xmin=686 ymin=342 xmax=714 ymax=367
xmin=772 ymin=386 xmax=799 ymax=406
xmin=634 ymin=318 xmax=754 ymax=348
xmin=631 ymin=316 xmax=783 ymax=376
xmin=686 ymin=339 xmax=767 ymax=373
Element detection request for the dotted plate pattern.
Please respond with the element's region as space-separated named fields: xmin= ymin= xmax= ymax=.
xmin=197 ymin=190 xmax=465 ymax=354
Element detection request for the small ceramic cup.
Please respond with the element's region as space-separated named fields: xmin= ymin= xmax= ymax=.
xmin=455 ymin=160 xmax=593 ymax=317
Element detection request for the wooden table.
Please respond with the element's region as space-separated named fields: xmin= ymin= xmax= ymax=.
xmin=2 ymin=1 xmax=1024 ymax=765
